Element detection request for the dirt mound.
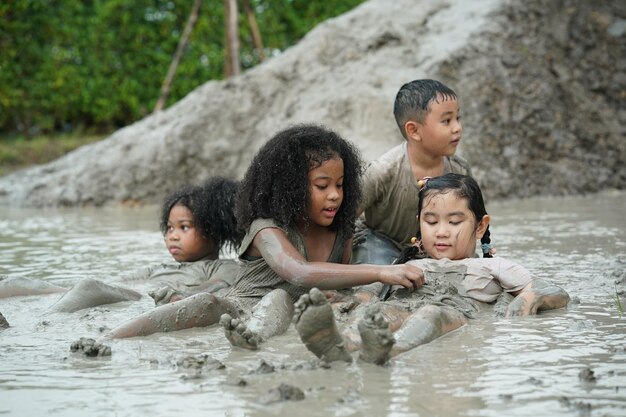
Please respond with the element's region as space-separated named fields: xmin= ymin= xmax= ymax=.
xmin=0 ymin=0 xmax=623 ymax=206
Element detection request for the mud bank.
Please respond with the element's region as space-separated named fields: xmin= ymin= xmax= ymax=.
xmin=0 ymin=0 xmax=623 ymax=207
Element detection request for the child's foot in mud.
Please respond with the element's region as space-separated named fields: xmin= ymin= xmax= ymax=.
xmin=70 ymin=337 xmax=112 ymax=357
xmin=149 ymin=286 xmax=184 ymax=306
xmin=293 ymin=288 xmax=352 ymax=363
xmin=358 ymin=304 xmax=394 ymax=365
xmin=220 ymin=314 xmax=260 ymax=350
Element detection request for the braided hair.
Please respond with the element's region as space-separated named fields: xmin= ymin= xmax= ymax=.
xmin=417 ymin=173 xmax=492 ymax=257
xmin=397 ymin=173 xmax=493 ymax=263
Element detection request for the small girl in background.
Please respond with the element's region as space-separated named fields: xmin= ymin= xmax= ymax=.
xmin=294 ymin=173 xmax=570 ymax=365
xmin=106 ymin=124 xmax=423 ymax=344
xmin=143 ymin=176 xmax=242 ymax=305
xmin=1 ymin=177 xmax=241 ymax=315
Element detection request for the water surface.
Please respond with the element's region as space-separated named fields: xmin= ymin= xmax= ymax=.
xmin=1 ymin=192 xmax=625 ymax=417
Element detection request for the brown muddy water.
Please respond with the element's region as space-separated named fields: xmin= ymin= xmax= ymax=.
xmin=0 ymin=191 xmax=625 ymax=417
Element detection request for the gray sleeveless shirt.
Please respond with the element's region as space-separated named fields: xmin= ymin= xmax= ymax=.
xmin=226 ymin=218 xmax=348 ymax=309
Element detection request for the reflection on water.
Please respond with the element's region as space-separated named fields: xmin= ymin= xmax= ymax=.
xmin=0 ymin=192 xmax=625 ymax=417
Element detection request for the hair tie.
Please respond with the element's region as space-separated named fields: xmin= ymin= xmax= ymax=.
xmin=417 ymin=176 xmax=432 ymax=190
xmin=481 ymin=243 xmax=493 ymax=254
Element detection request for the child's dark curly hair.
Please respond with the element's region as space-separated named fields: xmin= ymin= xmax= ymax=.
xmin=236 ymin=124 xmax=363 ymax=237
xmin=160 ymin=176 xmax=242 ymax=252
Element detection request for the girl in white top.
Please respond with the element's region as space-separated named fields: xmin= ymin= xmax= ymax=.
xmin=294 ymin=173 xmax=570 ymax=365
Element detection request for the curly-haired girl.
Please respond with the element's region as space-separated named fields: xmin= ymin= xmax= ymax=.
xmin=218 ymin=124 xmax=423 ymax=349
xmin=3 ymin=177 xmax=242 ymax=316
xmin=146 ymin=176 xmax=242 ymax=304
xmin=106 ymin=124 xmax=423 ymax=345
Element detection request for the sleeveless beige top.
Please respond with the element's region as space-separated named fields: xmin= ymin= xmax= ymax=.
xmin=226 ymin=218 xmax=348 ymax=310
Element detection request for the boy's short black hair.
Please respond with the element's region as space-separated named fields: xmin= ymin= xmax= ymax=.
xmin=393 ymin=79 xmax=458 ymax=137
xmin=236 ymin=124 xmax=363 ymax=238
xmin=159 ymin=177 xmax=241 ymax=252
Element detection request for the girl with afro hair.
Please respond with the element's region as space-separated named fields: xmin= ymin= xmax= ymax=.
xmin=4 ymin=177 xmax=242 ymax=315
xmin=220 ymin=124 xmax=424 ymax=349
xmin=146 ymin=176 xmax=242 ymax=304
xmin=106 ymin=124 xmax=423 ymax=347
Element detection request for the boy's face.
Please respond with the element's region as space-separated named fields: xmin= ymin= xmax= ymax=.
xmin=306 ymin=157 xmax=344 ymax=228
xmin=418 ymin=191 xmax=488 ymax=260
xmin=165 ymin=203 xmax=216 ymax=262
xmin=414 ymin=96 xmax=462 ymax=158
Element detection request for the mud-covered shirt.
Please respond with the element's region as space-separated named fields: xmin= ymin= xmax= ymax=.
xmin=360 ymin=142 xmax=471 ymax=249
xmin=406 ymin=257 xmax=530 ymax=303
xmin=227 ymin=218 xmax=349 ymax=309
xmin=122 ymin=257 xmax=239 ymax=287
xmin=380 ymin=257 xmax=531 ymax=318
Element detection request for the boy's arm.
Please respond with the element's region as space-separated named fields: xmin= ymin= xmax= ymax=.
xmin=506 ymin=278 xmax=570 ymax=317
xmin=358 ymin=161 xmax=385 ymax=215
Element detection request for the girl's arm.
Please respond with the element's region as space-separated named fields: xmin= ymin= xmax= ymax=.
xmin=253 ymin=228 xmax=424 ymax=290
xmin=506 ymin=278 xmax=570 ymax=317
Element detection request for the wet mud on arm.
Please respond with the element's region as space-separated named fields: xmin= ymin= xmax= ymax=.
xmin=506 ymin=278 xmax=570 ymax=317
xmin=254 ymin=228 xmax=423 ymax=290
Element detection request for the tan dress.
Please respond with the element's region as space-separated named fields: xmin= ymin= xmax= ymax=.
xmin=226 ymin=218 xmax=349 ymax=310
xmin=123 ymin=257 xmax=239 ymax=286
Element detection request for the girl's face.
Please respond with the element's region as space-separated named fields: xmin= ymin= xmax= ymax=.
xmin=306 ymin=157 xmax=344 ymax=228
xmin=418 ymin=191 xmax=489 ymax=260
xmin=165 ymin=203 xmax=217 ymax=262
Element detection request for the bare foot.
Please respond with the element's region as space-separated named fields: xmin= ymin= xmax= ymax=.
xmin=358 ymin=304 xmax=394 ymax=365
xmin=50 ymin=278 xmax=141 ymax=313
xmin=149 ymin=286 xmax=185 ymax=306
xmin=70 ymin=337 xmax=112 ymax=357
xmin=220 ymin=314 xmax=260 ymax=350
xmin=293 ymin=288 xmax=352 ymax=363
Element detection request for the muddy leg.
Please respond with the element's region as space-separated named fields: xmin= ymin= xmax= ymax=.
xmin=220 ymin=289 xmax=294 ymax=350
xmin=49 ymin=278 xmax=142 ymax=313
xmin=358 ymin=304 xmax=394 ymax=365
xmin=105 ymin=293 xmax=238 ymax=338
xmin=0 ymin=276 xmax=67 ymax=299
xmin=392 ymin=305 xmax=467 ymax=356
xmin=293 ymin=288 xmax=352 ymax=363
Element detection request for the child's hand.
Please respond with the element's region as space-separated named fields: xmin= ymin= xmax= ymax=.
xmin=378 ymin=264 xmax=425 ymax=290
xmin=149 ymin=285 xmax=185 ymax=306
xmin=505 ymin=293 xmax=540 ymax=317
xmin=322 ymin=290 xmax=343 ymax=302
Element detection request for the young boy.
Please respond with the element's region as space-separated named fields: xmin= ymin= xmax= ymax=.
xmin=352 ymin=79 xmax=472 ymax=265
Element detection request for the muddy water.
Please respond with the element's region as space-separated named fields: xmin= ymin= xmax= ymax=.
xmin=0 ymin=192 xmax=625 ymax=417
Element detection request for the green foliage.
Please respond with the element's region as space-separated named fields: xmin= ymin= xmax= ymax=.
xmin=0 ymin=133 xmax=106 ymax=176
xmin=0 ymin=0 xmax=365 ymax=138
